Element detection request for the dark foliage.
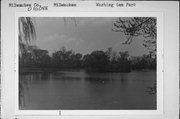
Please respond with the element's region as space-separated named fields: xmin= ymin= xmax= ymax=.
xmin=19 ymin=46 xmax=156 ymax=73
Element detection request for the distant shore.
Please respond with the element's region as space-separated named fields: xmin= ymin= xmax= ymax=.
xmin=19 ymin=67 xmax=155 ymax=74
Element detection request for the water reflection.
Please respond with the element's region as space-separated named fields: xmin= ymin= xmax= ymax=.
xmin=19 ymin=70 xmax=156 ymax=110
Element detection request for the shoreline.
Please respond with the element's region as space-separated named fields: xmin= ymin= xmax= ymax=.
xmin=19 ymin=67 xmax=156 ymax=74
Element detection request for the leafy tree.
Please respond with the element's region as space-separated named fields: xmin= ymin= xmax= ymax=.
xmin=51 ymin=47 xmax=83 ymax=68
xmin=19 ymin=17 xmax=36 ymax=56
xmin=51 ymin=47 xmax=68 ymax=68
xmin=71 ymin=53 xmax=83 ymax=67
xmin=32 ymin=48 xmax=50 ymax=67
xmin=112 ymin=17 xmax=156 ymax=56
xmin=83 ymin=51 xmax=110 ymax=71
xmin=19 ymin=51 xmax=33 ymax=67
xmin=90 ymin=51 xmax=109 ymax=70
xmin=105 ymin=47 xmax=113 ymax=61
xmin=83 ymin=54 xmax=93 ymax=68
xmin=119 ymin=51 xmax=129 ymax=60
xmin=130 ymin=53 xmax=156 ymax=70
xmin=117 ymin=51 xmax=131 ymax=72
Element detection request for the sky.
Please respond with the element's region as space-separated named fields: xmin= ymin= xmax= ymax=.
xmin=34 ymin=17 xmax=149 ymax=56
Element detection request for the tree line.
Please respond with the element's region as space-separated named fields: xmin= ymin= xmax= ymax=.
xmin=19 ymin=45 xmax=156 ymax=72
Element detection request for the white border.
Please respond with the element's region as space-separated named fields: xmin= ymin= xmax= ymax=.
xmin=2 ymin=1 xmax=179 ymax=119
xmin=14 ymin=12 xmax=164 ymax=116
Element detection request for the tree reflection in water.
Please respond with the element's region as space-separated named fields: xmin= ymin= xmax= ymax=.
xmin=19 ymin=74 xmax=31 ymax=109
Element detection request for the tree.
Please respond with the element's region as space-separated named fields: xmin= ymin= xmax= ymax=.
xmin=83 ymin=54 xmax=93 ymax=68
xmin=51 ymin=47 xmax=83 ymax=68
xmin=83 ymin=51 xmax=109 ymax=71
xmin=117 ymin=51 xmax=131 ymax=72
xmin=32 ymin=48 xmax=51 ymax=67
xmin=119 ymin=51 xmax=129 ymax=61
xmin=71 ymin=53 xmax=83 ymax=68
xmin=112 ymin=17 xmax=156 ymax=56
xmin=51 ymin=47 xmax=68 ymax=68
xmin=130 ymin=53 xmax=156 ymax=70
xmin=90 ymin=51 xmax=109 ymax=70
xmin=18 ymin=17 xmax=36 ymax=56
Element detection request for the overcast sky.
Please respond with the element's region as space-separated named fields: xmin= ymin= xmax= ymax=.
xmin=34 ymin=17 xmax=149 ymax=56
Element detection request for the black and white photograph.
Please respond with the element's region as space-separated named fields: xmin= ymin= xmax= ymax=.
xmin=19 ymin=17 xmax=157 ymax=110
xmin=1 ymin=0 xmax=179 ymax=118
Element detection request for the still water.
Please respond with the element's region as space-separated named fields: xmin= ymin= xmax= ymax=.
xmin=19 ymin=70 xmax=156 ymax=110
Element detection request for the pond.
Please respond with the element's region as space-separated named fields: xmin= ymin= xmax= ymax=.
xmin=19 ymin=70 xmax=156 ymax=110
